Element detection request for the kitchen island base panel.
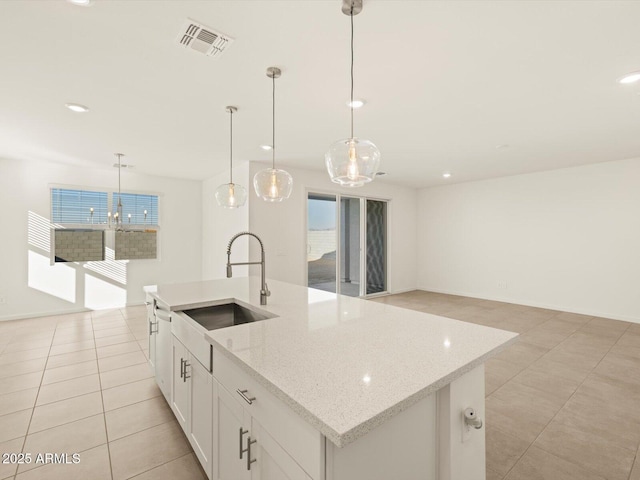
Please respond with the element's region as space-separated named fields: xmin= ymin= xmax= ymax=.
xmin=324 ymin=365 xmax=485 ymax=480
xmin=438 ymin=364 xmax=486 ymax=480
xmin=326 ymin=391 xmax=437 ymax=480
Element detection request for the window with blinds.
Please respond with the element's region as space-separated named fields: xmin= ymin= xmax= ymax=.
xmin=113 ymin=193 xmax=158 ymax=225
xmin=51 ymin=188 xmax=159 ymax=226
xmin=51 ymin=189 xmax=108 ymax=224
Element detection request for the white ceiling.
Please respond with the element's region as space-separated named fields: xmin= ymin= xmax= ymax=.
xmin=1 ymin=0 xmax=639 ymax=188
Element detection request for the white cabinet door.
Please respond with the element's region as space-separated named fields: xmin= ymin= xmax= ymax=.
xmin=213 ymin=384 xmax=310 ymax=480
xmin=172 ymin=337 xmax=189 ymax=431
xmin=147 ymin=300 xmax=156 ymax=375
xmin=215 ymin=384 xmax=250 ymax=480
xmin=249 ymin=418 xmax=312 ymax=480
xmin=155 ymin=309 xmax=172 ymax=403
xmin=189 ymin=357 xmax=213 ymax=478
xmin=170 ymin=335 xmax=214 ymax=479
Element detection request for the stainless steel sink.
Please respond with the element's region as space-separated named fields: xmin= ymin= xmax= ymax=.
xmin=182 ymin=303 xmax=275 ymax=331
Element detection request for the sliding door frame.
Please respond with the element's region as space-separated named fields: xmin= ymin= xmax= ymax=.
xmin=305 ymin=188 xmax=389 ymax=298
xmin=364 ymin=198 xmax=389 ymax=298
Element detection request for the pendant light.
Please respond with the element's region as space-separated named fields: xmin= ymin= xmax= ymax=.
xmin=114 ymin=153 xmax=124 ymax=229
xmin=325 ymin=0 xmax=380 ymax=187
xmin=215 ymin=106 xmax=247 ymax=208
xmin=253 ymin=67 xmax=293 ymax=202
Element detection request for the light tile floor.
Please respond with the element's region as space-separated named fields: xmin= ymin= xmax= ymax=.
xmin=370 ymin=291 xmax=640 ymax=480
xmin=1 ymin=293 xmax=639 ymax=480
xmin=0 ymin=305 xmax=206 ymax=480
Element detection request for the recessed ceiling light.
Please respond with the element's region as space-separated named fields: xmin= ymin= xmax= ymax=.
xmin=347 ymin=99 xmax=365 ymax=109
xmin=260 ymin=145 xmax=272 ymax=151
xmin=65 ymin=103 xmax=89 ymax=113
xmin=442 ymin=172 xmax=452 ymax=178
xmin=496 ymin=144 xmax=509 ymax=149
xmin=67 ymin=0 xmax=93 ymax=6
xmin=618 ymin=71 xmax=640 ymax=84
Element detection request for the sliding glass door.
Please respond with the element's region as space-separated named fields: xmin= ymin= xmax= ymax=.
xmin=339 ymin=197 xmax=361 ymax=296
xmin=366 ymin=199 xmax=387 ymax=295
xmin=307 ymin=195 xmax=337 ymax=293
xmin=307 ymin=193 xmax=387 ymax=297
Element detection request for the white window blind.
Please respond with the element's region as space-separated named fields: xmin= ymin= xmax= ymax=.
xmin=51 ymin=188 xmax=159 ymax=226
xmin=113 ymin=193 xmax=159 ymax=225
xmin=51 ymin=188 xmax=108 ymax=224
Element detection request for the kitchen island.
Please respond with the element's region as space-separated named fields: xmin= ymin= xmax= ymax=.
xmin=147 ymin=277 xmax=517 ymax=480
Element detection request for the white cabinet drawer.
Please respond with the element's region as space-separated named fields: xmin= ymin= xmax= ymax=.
xmin=172 ymin=312 xmax=212 ymax=371
xmin=212 ymin=349 xmax=323 ymax=480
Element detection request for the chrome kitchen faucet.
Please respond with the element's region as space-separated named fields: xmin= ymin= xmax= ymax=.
xmin=226 ymin=232 xmax=271 ymax=305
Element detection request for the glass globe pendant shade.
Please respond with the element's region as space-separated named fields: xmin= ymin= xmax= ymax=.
xmin=215 ymin=182 xmax=247 ymax=209
xmin=253 ymin=168 xmax=293 ymax=202
xmin=325 ymin=137 xmax=381 ymax=187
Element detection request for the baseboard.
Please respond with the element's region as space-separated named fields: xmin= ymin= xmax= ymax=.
xmin=0 ymin=301 xmax=146 ymax=323
xmin=388 ymin=287 xmax=418 ymax=295
xmin=416 ymin=285 xmax=640 ymax=324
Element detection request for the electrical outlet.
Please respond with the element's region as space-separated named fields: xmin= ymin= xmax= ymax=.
xmin=0 ymin=296 xmax=6 ymax=305
xmin=497 ymin=280 xmax=507 ymax=290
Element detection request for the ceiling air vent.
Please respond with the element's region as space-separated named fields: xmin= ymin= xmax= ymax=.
xmin=177 ymin=18 xmax=234 ymax=58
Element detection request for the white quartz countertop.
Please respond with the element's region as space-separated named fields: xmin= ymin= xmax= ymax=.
xmin=150 ymin=277 xmax=517 ymax=448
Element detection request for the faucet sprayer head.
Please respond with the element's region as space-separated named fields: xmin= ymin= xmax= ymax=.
xmin=226 ymin=264 xmax=233 ymax=278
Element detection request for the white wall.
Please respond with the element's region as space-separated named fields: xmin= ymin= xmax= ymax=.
xmin=248 ymin=162 xmax=418 ymax=294
xmin=417 ymin=157 xmax=640 ymax=322
xmin=0 ymin=157 xmax=202 ymax=320
xmin=202 ymin=162 xmax=250 ymax=280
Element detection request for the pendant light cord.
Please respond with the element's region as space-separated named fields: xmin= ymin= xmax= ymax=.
xmin=117 ymin=154 xmax=122 ymax=207
xmin=118 ymin=154 xmax=121 ymax=198
xmin=229 ymin=109 xmax=233 ymax=184
xmin=115 ymin=153 xmax=123 ymax=227
xmin=272 ymin=72 xmax=276 ymax=170
xmin=350 ymin=6 xmax=354 ymax=139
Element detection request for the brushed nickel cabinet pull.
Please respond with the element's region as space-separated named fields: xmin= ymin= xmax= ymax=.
xmin=246 ymin=437 xmax=257 ymax=470
xmin=239 ymin=428 xmax=248 ymax=459
xmin=180 ymin=358 xmax=184 ymax=379
xmin=183 ymin=361 xmax=190 ymax=382
xmin=236 ymin=389 xmax=256 ymax=405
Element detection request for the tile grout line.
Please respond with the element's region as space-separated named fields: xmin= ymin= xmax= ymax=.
xmin=498 ymin=321 xmax=633 ymax=480
xmin=112 ymin=307 xmax=189 ymax=479
xmin=11 ymin=322 xmax=57 ymax=480
xmin=627 ymin=457 xmax=636 ymax=480
xmin=104 ymin=413 xmax=175 ymax=446
xmin=415 ymin=301 xmax=596 ymax=479
xmin=3 ymin=313 xmax=105 ymax=479
xmin=0 ymin=312 xmax=148 ymax=478
xmin=9 ymin=427 xmax=109 ymax=478
xmin=124 ymin=452 xmax=195 ymax=480
xmin=498 ymin=323 xmax=621 ymax=478
xmin=91 ymin=313 xmax=119 ymax=480
xmin=621 ymin=323 xmax=640 ymax=480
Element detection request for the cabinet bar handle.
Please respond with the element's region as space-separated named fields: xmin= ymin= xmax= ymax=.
xmin=149 ymin=321 xmax=158 ymax=335
xmin=180 ymin=358 xmax=184 ymax=379
xmin=239 ymin=428 xmax=248 ymax=459
xmin=183 ymin=361 xmax=190 ymax=382
xmin=236 ymin=389 xmax=256 ymax=405
xmin=246 ymin=437 xmax=257 ymax=470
